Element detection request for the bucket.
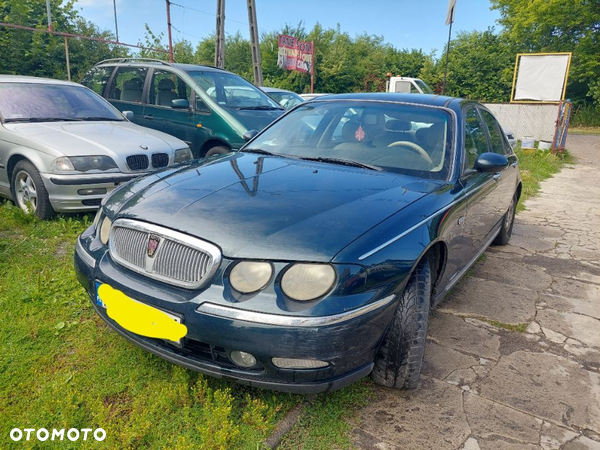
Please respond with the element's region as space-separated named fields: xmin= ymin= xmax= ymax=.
xmin=538 ymin=140 xmax=552 ymax=151
xmin=521 ymin=137 xmax=535 ymax=149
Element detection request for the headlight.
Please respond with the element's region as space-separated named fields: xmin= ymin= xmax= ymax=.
xmin=53 ymin=156 xmax=117 ymax=172
xmin=281 ymin=264 xmax=336 ymax=301
xmin=99 ymin=216 xmax=112 ymax=245
xmin=174 ymin=147 xmax=193 ymax=163
xmin=229 ymin=261 xmax=273 ymax=293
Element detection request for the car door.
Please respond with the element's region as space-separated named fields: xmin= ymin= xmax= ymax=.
xmin=105 ymin=66 xmax=149 ymax=126
xmin=478 ymin=107 xmax=519 ymax=218
xmin=458 ymin=106 xmax=506 ymax=263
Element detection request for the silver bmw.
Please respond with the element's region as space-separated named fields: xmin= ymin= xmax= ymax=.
xmin=0 ymin=75 xmax=192 ymax=219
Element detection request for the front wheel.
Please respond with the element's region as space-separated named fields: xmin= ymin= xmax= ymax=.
xmin=493 ymin=193 xmax=517 ymax=245
xmin=11 ymin=160 xmax=55 ymax=220
xmin=372 ymin=258 xmax=432 ymax=389
xmin=205 ymin=145 xmax=231 ymax=158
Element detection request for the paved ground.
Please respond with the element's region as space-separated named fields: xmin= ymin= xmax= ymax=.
xmin=350 ymin=135 xmax=600 ymax=450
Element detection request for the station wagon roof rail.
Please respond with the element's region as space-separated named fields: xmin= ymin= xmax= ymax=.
xmin=93 ymin=58 xmax=228 ymax=72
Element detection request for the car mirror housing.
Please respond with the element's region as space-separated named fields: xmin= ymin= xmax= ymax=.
xmin=243 ymin=130 xmax=259 ymax=141
xmin=171 ymin=99 xmax=190 ymax=109
xmin=122 ymin=111 xmax=134 ymax=121
xmin=474 ymin=152 xmax=509 ymax=173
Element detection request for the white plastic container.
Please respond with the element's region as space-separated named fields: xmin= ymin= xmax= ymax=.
xmin=521 ymin=137 xmax=535 ymax=149
xmin=538 ymin=140 xmax=552 ymax=151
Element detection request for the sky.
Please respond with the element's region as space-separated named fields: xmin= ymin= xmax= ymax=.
xmin=75 ymin=0 xmax=502 ymax=57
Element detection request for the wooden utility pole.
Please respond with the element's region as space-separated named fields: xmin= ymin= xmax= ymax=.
xmin=165 ymin=0 xmax=174 ymax=63
xmin=215 ymin=0 xmax=225 ymax=68
xmin=247 ymin=0 xmax=263 ymax=86
xmin=45 ymin=0 xmax=52 ymax=31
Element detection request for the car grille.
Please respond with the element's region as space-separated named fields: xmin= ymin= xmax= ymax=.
xmin=151 ymin=153 xmax=169 ymax=168
xmin=126 ymin=154 xmax=149 ymax=171
xmin=108 ymin=219 xmax=222 ymax=289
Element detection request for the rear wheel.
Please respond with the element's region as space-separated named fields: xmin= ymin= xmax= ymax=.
xmin=11 ymin=160 xmax=55 ymax=220
xmin=372 ymin=259 xmax=432 ymax=389
xmin=493 ymin=193 xmax=517 ymax=245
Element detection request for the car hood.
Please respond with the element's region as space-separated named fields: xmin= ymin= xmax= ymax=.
xmin=226 ymin=108 xmax=284 ymax=132
xmin=107 ymin=153 xmax=439 ymax=261
xmin=4 ymin=121 xmax=185 ymax=156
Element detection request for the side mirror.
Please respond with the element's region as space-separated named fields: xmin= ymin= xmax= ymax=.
xmin=122 ymin=111 xmax=134 ymax=121
xmin=474 ymin=152 xmax=509 ymax=172
xmin=171 ymin=99 xmax=190 ymax=109
xmin=243 ymin=130 xmax=259 ymax=141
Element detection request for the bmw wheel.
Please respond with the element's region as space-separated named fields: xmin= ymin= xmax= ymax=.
xmin=11 ymin=160 xmax=55 ymax=220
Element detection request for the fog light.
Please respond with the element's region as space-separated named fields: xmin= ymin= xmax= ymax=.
xmin=230 ymin=351 xmax=257 ymax=368
xmin=78 ymin=188 xmax=107 ymax=196
xmin=272 ymin=358 xmax=329 ymax=369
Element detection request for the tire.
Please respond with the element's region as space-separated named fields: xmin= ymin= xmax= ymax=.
xmin=372 ymin=259 xmax=432 ymax=389
xmin=10 ymin=160 xmax=55 ymax=220
xmin=493 ymin=192 xmax=517 ymax=246
xmin=205 ymin=145 xmax=231 ymax=157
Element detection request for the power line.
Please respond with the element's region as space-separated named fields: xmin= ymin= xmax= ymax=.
xmin=169 ymin=1 xmax=275 ymax=34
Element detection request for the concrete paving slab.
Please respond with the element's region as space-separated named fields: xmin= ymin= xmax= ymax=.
xmin=351 ymin=378 xmax=470 ymax=450
xmin=441 ymin=277 xmax=538 ymax=324
xmin=428 ymin=312 xmax=501 ymax=360
xmin=479 ymin=351 xmax=600 ymax=433
xmin=421 ymin=340 xmax=479 ymax=380
xmin=537 ymin=309 xmax=600 ymax=348
xmin=539 ymin=293 xmax=600 ymax=320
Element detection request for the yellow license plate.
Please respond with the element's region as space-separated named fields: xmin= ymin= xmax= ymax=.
xmin=97 ymin=283 xmax=187 ymax=343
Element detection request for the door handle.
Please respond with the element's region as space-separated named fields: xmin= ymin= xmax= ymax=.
xmin=493 ymin=172 xmax=501 ymax=181
xmin=144 ymin=115 xmax=153 ymax=120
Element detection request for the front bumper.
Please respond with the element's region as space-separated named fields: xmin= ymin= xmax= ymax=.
xmin=42 ymin=173 xmax=141 ymax=212
xmin=74 ymin=237 xmax=398 ymax=394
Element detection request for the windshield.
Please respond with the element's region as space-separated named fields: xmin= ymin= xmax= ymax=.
xmin=268 ymin=91 xmax=304 ymax=109
xmin=0 ymin=83 xmax=125 ymax=123
xmin=244 ymin=101 xmax=453 ymax=179
xmin=416 ymin=80 xmax=434 ymax=95
xmin=187 ymin=71 xmax=281 ymax=110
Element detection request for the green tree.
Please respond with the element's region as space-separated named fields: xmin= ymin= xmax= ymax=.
xmin=437 ymin=29 xmax=514 ymax=101
xmin=491 ymin=0 xmax=600 ymax=105
xmin=0 ymin=0 xmax=127 ymax=81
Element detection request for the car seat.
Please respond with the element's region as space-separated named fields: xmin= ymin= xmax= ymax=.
xmin=156 ymin=79 xmax=178 ymax=106
xmin=120 ymin=78 xmax=143 ymax=102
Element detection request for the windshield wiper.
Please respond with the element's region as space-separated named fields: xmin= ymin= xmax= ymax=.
xmin=78 ymin=117 xmax=124 ymax=121
xmin=298 ymin=156 xmax=383 ymax=171
xmin=237 ymin=105 xmax=283 ymax=111
xmin=241 ymin=148 xmax=278 ymax=156
xmin=4 ymin=117 xmax=82 ymax=123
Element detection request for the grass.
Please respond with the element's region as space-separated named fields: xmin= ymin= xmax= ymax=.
xmin=0 ymin=200 xmax=374 ymax=449
xmin=569 ymin=126 xmax=600 ymax=135
xmin=515 ymin=146 xmax=574 ymax=212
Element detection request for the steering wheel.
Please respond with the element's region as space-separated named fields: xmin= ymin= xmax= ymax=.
xmin=387 ymin=141 xmax=433 ymax=165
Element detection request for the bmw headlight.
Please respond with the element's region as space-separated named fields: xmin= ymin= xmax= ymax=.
xmin=174 ymin=147 xmax=193 ymax=163
xmin=99 ymin=216 xmax=112 ymax=245
xmin=229 ymin=261 xmax=273 ymax=293
xmin=281 ymin=264 xmax=336 ymax=301
xmin=52 ymin=156 xmax=117 ymax=172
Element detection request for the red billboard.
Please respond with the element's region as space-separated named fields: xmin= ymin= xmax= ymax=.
xmin=277 ymin=34 xmax=314 ymax=74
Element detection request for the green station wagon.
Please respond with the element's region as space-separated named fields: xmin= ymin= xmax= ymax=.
xmin=82 ymin=59 xmax=284 ymax=158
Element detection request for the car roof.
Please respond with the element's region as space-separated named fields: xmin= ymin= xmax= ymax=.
xmin=0 ymin=75 xmax=82 ymax=87
xmin=94 ymin=59 xmax=229 ymax=74
xmin=310 ymin=92 xmax=461 ymax=108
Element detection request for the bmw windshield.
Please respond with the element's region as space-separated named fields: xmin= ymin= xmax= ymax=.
xmin=187 ymin=71 xmax=281 ymax=110
xmin=244 ymin=100 xmax=453 ymax=180
xmin=0 ymin=83 xmax=125 ymax=123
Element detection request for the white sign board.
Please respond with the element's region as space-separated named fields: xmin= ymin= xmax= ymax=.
xmin=513 ymin=53 xmax=571 ymax=102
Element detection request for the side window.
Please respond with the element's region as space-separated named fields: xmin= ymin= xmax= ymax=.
xmin=148 ymin=69 xmax=191 ymax=107
xmin=107 ymin=67 xmax=148 ymax=103
xmin=410 ymin=83 xmax=420 ymax=94
xmin=393 ymin=81 xmax=411 ymax=93
xmin=333 ymin=108 xmax=359 ymax=141
xmin=81 ymin=67 xmax=113 ymax=96
xmin=194 ymin=94 xmax=211 ymax=114
xmin=464 ymin=107 xmax=489 ymax=170
xmin=480 ymin=109 xmax=509 ymax=155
